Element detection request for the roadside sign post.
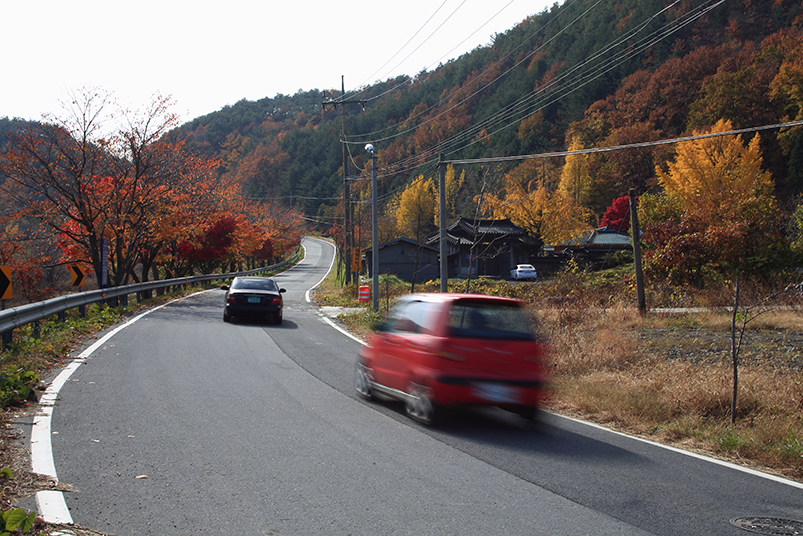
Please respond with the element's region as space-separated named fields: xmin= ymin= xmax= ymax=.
xmin=70 ymin=265 xmax=87 ymax=317
xmin=352 ymin=248 xmax=361 ymax=276
xmin=0 ymin=265 xmax=11 ymax=348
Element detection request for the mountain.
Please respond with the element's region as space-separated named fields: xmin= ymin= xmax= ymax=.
xmin=169 ymin=0 xmax=803 ymax=225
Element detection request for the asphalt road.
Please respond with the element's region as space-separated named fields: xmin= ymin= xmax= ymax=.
xmin=44 ymin=237 xmax=802 ymax=535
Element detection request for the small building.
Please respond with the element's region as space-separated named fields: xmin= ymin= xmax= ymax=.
xmin=542 ymin=225 xmax=633 ymax=268
xmin=364 ymin=237 xmax=440 ymax=283
xmin=427 ymin=218 xmax=542 ymax=279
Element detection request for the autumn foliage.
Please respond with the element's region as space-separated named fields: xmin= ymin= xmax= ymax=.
xmin=639 ymin=120 xmax=788 ymax=284
xmin=600 ymin=196 xmax=631 ymax=233
xmin=4 ymin=1 xmax=803 ymax=296
xmin=0 ymin=91 xmax=304 ymax=299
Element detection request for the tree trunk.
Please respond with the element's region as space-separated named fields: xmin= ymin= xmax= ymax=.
xmin=730 ymin=278 xmax=740 ymax=425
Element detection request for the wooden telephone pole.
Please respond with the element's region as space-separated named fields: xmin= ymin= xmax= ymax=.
xmin=322 ymin=76 xmax=366 ymax=286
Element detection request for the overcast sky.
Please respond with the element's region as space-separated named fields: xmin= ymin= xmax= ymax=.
xmin=2 ymin=0 xmax=554 ymax=124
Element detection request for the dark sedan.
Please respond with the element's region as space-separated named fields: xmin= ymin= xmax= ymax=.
xmin=222 ymin=276 xmax=286 ymax=324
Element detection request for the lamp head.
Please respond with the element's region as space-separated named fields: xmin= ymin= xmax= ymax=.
xmin=365 ymin=143 xmax=374 ymax=154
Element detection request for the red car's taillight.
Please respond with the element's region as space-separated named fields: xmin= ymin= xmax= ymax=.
xmin=435 ymin=343 xmax=467 ymax=362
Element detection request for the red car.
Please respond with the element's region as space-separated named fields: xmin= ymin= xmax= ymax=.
xmin=356 ymin=293 xmax=547 ymax=424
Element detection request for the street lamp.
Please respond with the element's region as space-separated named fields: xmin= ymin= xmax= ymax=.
xmin=366 ymin=144 xmax=379 ymax=312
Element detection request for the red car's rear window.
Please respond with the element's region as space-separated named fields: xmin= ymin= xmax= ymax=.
xmin=446 ymin=300 xmax=535 ymax=341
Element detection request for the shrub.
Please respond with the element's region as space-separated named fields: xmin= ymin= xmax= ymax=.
xmin=0 ymin=367 xmax=39 ymax=407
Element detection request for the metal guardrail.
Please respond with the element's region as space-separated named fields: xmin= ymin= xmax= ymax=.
xmin=0 ymin=251 xmax=301 ymax=338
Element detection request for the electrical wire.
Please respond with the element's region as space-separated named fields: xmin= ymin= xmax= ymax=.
xmin=315 ymin=0 xmax=759 ymax=220
xmin=348 ymin=0 xmax=520 ymax=104
xmin=345 ymin=0 xmax=583 ymax=141
xmin=351 ymin=0 xmax=451 ymax=92
xmin=344 ymin=0 xmax=598 ymax=148
xmin=358 ymin=0 xmax=721 ymax=178
xmin=441 ymin=119 xmax=803 ymax=165
xmin=435 ymin=0 xmax=722 ymax=159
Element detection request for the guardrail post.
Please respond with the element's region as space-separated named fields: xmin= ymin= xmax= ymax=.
xmin=2 ymin=330 xmax=11 ymax=350
xmin=79 ymin=304 xmax=86 ymax=318
xmin=33 ymin=321 xmax=40 ymax=339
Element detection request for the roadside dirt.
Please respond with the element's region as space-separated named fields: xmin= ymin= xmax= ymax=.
xmin=638 ymin=325 xmax=803 ymax=370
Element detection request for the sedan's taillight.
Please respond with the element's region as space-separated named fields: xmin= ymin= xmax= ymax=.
xmin=271 ymin=296 xmax=282 ymax=305
xmin=226 ymin=295 xmax=237 ymax=303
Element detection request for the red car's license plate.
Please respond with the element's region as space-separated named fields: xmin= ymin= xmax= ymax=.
xmin=472 ymin=382 xmax=522 ymax=403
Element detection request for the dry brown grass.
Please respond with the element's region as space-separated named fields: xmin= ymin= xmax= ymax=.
xmin=537 ymin=301 xmax=803 ymax=481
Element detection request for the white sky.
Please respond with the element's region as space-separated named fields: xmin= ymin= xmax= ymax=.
xmin=2 ymin=0 xmax=554 ymax=124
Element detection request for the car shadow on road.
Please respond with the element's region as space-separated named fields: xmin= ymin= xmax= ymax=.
xmin=362 ymin=396 xmax=645 ymax=467
xmin=224 ymin=317 xmax=300 ymax=330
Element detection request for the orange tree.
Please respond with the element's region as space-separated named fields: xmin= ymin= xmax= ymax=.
xmin=0 ymin=215 xmax=55 ymax=303
xmin=639 ymin=120 xmax=790 ymax=285
xmin=1 ymin=90 xmax=227 ymax=286
xmin=486 ymin=155 xmax=592 ymax=246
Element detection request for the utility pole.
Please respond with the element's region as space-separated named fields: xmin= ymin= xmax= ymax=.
xmin=438 ymin=154 xmax=448 ymax=293
xmin=368 ymin=146 xmax=379 ymax=312
xmin=629 ymin=188 xmax=646 ymax=313
xmin=322 ymin=76 xmax=366 ymax=287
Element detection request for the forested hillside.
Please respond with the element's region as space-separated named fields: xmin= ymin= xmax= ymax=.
xmin=171 ymin=0 xmax=801 ymax=233
xmin=1 ymin=0 xmax=802 ymax=300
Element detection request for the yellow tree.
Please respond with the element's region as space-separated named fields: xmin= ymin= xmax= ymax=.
xmin=486 ymin=159 xmax=551 ymax=236
xmin=434 ymin=164 xmax=465 ymax=227
xmin=656 ymin=119 xmax=772 ymax=215
xmin=486 ymin=157 xmax=591 ymax=245
xmin=653 ymin=119 xmax=789 ymax=425
xmin=550 ymin=135 xmax=595 ymax=244
xmin=643 ymin=118 xmax=786 ymax=283
xmin=557 ymin=135 xmax=593 ymax=207
xmin=393 ymin=176 xmax=436 ymax=244
xmin=540 ymin=198 xmax=593 ymax=246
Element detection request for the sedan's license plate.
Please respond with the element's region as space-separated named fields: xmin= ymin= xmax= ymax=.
xmin=247 ymin=297 xmax=261 ymax=303
xmin=472 ymin=382 xmax=521 ymax=403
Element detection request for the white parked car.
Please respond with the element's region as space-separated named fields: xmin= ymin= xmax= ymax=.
xmin=510 ymin=264 xmax=537 ymax=280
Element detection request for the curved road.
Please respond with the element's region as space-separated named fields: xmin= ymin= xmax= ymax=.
xmin=36 ymin=237 xmax=802 ymax=535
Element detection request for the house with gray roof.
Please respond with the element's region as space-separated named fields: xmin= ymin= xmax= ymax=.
xmin=542 ymin=225 xmax=633 ymax=269
xmin=363 ymin=237 xmax=440 ymax=284
xmin=426 ymin=217 xmax=542 ymax=279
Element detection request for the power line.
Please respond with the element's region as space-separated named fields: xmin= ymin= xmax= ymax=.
xmin=440 ymin=120 xmax=803 ymax=165
xmin=437 ymin=0 xmax=722 ymax=159
xmin=351 ymin=0 xmax=721 ymax=180
xmin=351 ymin=0 xmax=451 ymax=92
xmin=345 ymin=0 xmax=586 ymax=142
xmin=349 ymin=0 xmax=521 ymax=104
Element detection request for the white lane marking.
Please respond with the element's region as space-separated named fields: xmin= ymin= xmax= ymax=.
xmin=32 ymin=239 xmax=329 ymax=523
xmin=301 ymin=238 xmax=363 ymax=343
xmin=319 ymin=315 xmax=365 ymax=345
xmin=555 ymin=413 xmax=803 ymax=490
xmin=303 ymin=236 xmax=803 ymax=490
xmin=305 ymin=238 xmax=336 ymax=304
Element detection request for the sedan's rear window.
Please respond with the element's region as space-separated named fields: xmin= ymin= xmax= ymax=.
xmin=232 ymin=278 xmax=277 ymax=291
xmin=447 ymin=301 xmax=535 ymax=340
